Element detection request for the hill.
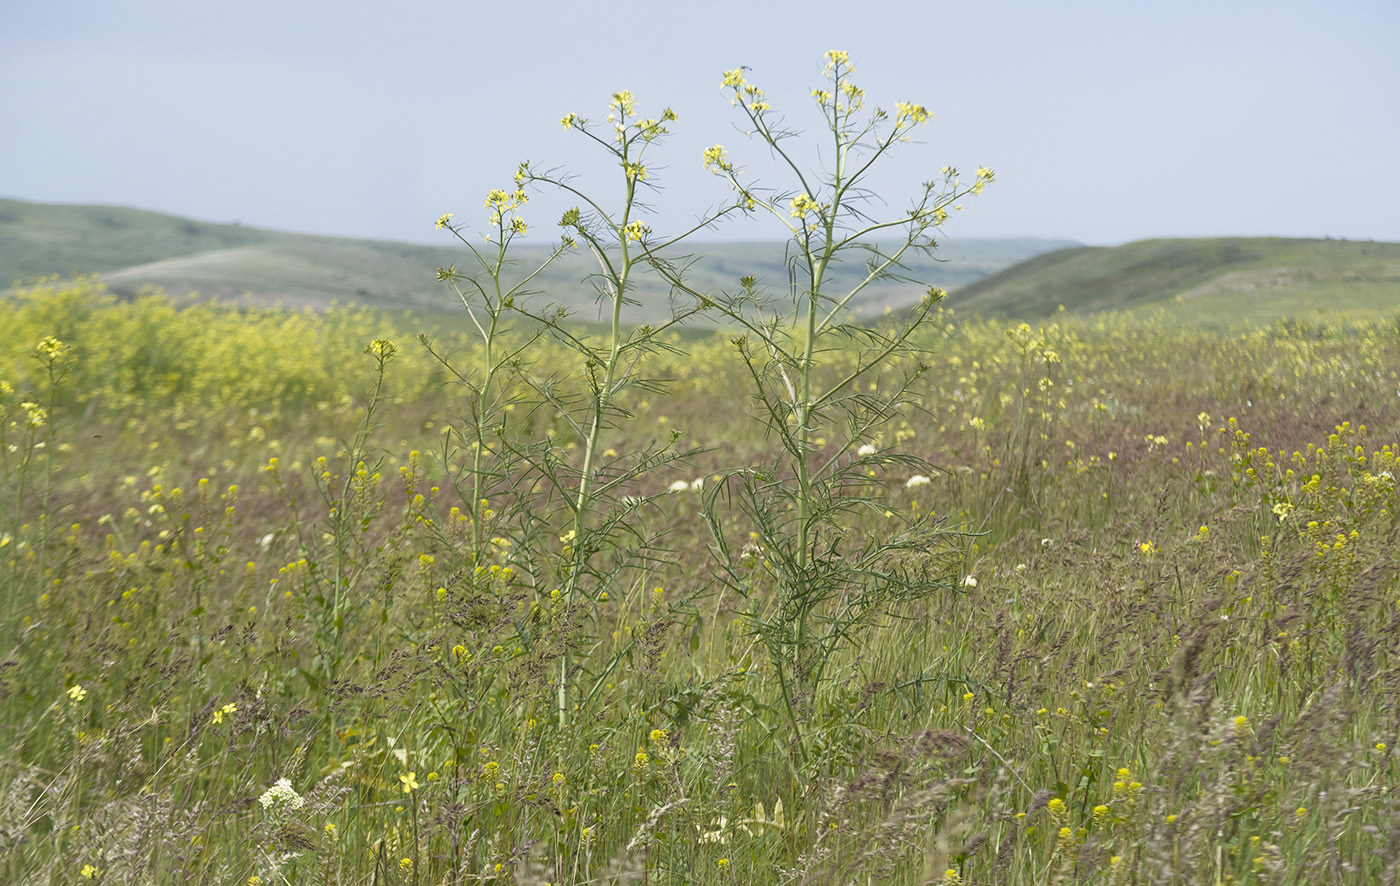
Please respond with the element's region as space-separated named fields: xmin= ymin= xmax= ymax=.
xmin=949 ymin=237 xmax=1400 ymax=324
xmin=0 ymin=198 xmax=1072 ymax=323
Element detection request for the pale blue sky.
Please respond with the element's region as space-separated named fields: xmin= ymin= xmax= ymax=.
xmin=2 ymin=0 xmax=1396 ymax=246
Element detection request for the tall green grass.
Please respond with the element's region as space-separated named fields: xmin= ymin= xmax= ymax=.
xmin=2 ymin=275 xmax=1399 ymax=884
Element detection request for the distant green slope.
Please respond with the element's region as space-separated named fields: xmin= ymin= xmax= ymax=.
xmin=0 ymin=198 xmax=279 ymax=281
xmin=0 ymin=198 xmax=1073 ymax=323
xmin=949 ymin=237 xmax=1400 ymax=324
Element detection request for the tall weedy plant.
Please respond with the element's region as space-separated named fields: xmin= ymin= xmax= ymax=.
xmin=653 ymin=51 xmax=995 ymax=772
xmin=432 ymin=52 xmax=992 ymax=773
xmin=434 ymin=92 xmax=743 ymax=731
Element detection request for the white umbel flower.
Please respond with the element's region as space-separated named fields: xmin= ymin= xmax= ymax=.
xmin=259 ymin=778 xmax=305 ymax=811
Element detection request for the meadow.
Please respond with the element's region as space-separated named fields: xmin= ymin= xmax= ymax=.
xmin=4 ymin=52 xmax=1400 ymax=886
xmin=2 ymin=271 xmax=1398 ymax=885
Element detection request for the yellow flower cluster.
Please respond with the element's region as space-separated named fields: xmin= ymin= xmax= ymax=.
xmin=895 ymin=102 xmax=932 ymax=126
xmin=823 ymin=49 xmax=852 ymax=74
xmin=702 ymin=145 xmax=731 ymax=174
xmin=789 ymin=193 xmax=821 ymax=219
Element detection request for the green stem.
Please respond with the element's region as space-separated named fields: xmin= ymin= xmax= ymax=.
xmin=470 ymin=287 xmax=503 ymax=565
xmin=558 ymin=170 xmax=637 ymax=730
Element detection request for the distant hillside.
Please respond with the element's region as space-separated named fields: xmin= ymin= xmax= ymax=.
xmin=0 ymin=198 xmax=1073 ymax=323
xmin=949 ymin=237 xmax=1400 ymax=324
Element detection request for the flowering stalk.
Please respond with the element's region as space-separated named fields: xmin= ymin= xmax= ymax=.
xmin=443 ymin=94 xmax=735 ymax=732
xmin=429 ymin=188 xmax=570 ymax=565
xmin=522 ymin=96 xmax=709 ymax=729
xmin=665 ymin=52 xmax=993 ymax=771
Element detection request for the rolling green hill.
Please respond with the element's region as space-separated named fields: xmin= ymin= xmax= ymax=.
xmin=0 ymin=198 xmax=1071 ymax=323
xmin=949 ymin=237 xmax=1400 ymax=324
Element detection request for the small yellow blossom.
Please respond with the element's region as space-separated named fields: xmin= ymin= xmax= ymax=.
xmin=702 ymin=145 xmax=730 ymax=173
xmin=789 ymin=192 xmax=820 ymax=219
xmin=895 ymin=102 xmax=932 ymax=125
xmin=823 ymin=49 xmax=851 ymax=72
xmin=400 ymin=771 xmax=420 ymax=793
xmin=67 ymin=684 xmax=87 ymax=702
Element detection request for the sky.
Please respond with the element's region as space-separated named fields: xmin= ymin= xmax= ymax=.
xmin=2 ymin=0 xmax=1396 ymax=247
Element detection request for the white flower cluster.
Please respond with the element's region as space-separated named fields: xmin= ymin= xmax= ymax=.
xmin=258 ymin=778 xmax=305 ymax=812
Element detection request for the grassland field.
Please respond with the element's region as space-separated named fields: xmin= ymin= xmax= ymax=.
xmin=1 ymin=243 xmax=1399 ymax=885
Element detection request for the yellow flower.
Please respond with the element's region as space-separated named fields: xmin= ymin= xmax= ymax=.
xmin=895 ymin=102 xmax=932 ymax=125
xmin=716 ymin=858 xmax=730 ymax=869
xmin=702 ymin=145 xmax=730 ymax=173
xmin=67 ymin=684 xmax=87 ymax=702
xmin=400 ymin=771 xmax=420 ymax=793
xmin=81 ymin=866 xmax=100 ymax=879
xmin=789 ymin=192 xmax=820 ymax=219
xmin=35 ymin=337 xmax=69 ymax=363
xmin=609 ymin=89 xmax=636 ymax=119
xmin=211 ymin=702 xmax=235 ymax=725
xmin=435 ymin=213 xmax=454 ymax=229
